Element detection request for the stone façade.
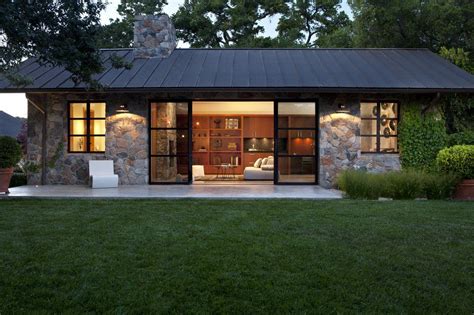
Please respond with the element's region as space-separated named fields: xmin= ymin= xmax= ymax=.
xmin=26 ymin=91 xmax=416 ymax=188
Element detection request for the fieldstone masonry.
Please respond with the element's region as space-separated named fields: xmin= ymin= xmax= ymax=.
xmin=133 ymin=15 xmax=176 ymax=58
xmin=27 ymin=93 xmax=149 ymax=185
xmin=318 ymin=95 xmax=400 ymax=187
xmin=26 ymin=92 xmax=403 ymax=188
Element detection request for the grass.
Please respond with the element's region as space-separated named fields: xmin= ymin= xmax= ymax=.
xmin=0 ymin=199 xmax=473 ymax=313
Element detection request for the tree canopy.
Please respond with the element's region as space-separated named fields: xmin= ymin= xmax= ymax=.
xmin=348 ymin=0 xmax=473 ymax=53
xmin=0 ymin=0 xmax=106 ymax=86
xmin=277 ymin=0 xmax=351 ymax=47
xmin=97 ymin=0 xmax=168 ymax=48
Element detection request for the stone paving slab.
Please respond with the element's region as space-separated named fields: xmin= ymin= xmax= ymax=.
xmin=1 ymin=185 xmax=342 ymax=200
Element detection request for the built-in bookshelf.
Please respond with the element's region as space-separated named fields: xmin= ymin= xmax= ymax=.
xmin=192 ymin=115 xmax=244 ymax=174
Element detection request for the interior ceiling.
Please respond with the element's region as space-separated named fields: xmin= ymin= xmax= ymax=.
xmin=192 ymin=101 xmax=316 ymax=115
xmin=192 ymin=101 xmax=273 ymax=114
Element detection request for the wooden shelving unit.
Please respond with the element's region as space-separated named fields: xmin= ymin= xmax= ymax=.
xmin=192 ymin=115 xmax=244 ymax=174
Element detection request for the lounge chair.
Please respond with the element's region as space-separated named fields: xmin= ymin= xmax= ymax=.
xmin=89 ymin=160 xmax=119 ymax=188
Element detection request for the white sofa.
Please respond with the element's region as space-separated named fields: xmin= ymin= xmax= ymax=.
xmin=89 ymin=160 xmax=119 ymax=188
xmin=244 ymin=156 xmax=274 ymax=180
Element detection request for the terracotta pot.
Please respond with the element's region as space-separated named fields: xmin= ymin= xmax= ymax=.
xmin=454 ymin=179 xmax=474 ymax=200
xmin=0 ymin=167 xmax=14 ymax=194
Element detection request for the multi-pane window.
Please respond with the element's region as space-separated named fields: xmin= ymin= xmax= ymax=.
xmin=360 ymin=101 xmax=399 ymax=153
xmin=69 ymin=102 xmax=106 ymax=153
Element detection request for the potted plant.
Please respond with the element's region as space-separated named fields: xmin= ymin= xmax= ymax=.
xmin=436 ymin=145 xmax=474 ymax=200
xmin=0 ymin=136 xmax=22 ymax=194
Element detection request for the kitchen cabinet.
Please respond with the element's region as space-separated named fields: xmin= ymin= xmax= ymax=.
xmin=243 ymin=116 xmax=273 ymax=138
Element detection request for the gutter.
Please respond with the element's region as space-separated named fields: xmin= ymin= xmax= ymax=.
xmin=26 ymin=97 xmax=47 ymax=185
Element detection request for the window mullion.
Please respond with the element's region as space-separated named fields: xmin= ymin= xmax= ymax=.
xmin=376 ymin=102 xmax=381 ymax=153
xmin=87 ymin=101 xmax=91 ymax=153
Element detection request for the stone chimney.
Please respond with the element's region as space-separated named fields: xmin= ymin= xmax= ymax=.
xmin=133 ymin=14 xmax=176 ymax=58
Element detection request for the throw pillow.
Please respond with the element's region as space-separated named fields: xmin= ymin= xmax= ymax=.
xmin=261 ymin=158 xmax=268 ymax=166
xmin=266 ymin=157 xmax=274 ymax=165
xmin=253 ymin=158 xmax=263 ymax=168
xmin=261 ymin=164 xmax=274 ymax=171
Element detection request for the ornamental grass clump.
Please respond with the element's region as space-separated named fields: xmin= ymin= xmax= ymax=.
xmin=337 ymin=169 xmax=460 ymax=200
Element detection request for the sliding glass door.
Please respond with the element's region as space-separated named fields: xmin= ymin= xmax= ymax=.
xmin=274 ymin=101 xmax=318 ymax=184
xmin=149 ymin=102 xmax=191 ymax=184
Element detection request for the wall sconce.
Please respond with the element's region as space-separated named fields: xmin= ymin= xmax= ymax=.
xmin=336 ymin=103 xmax=350 ymax=113
xmin=116 ymin=104 xmax=129 ymax=113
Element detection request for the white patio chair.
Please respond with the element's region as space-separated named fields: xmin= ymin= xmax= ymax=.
xmin=89 ymin=160 xmax=119 ymax=189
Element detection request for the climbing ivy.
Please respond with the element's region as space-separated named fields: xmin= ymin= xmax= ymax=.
xmin=398 ymin=103 xmax=447 ymax=170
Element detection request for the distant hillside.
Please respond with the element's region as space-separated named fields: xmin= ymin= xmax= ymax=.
xmin=0 ymin=111 xmax=24 ymax=137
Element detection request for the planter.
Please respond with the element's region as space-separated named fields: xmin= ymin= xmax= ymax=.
xmin=454 ymin=179 xmax=474 ymax=200
xmin=0 ymin=167 xmax=14 ymax=194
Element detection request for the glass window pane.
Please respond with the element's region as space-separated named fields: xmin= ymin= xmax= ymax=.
xmin=150 ymin=156 xmax=189 ymax=183
xmin=70 ymin=120 xmax=87 ymax=135
xmin=279 ymin=130 xmax=315 ymax=155
xmin=90 ymin=102 xmax=106 ymax=118
xmin=361 ymin=136 xmax=377 ymax=152
xmin=361 ymin=120 xmax=377 ymax=135
xmin=70 ymin=103 xmax=87 ymax=118
xmin=278 ymin=102 xmax=315 ymax=128
xmin=381 ymin=102 xmax=397 ymax=118
xmin=151 ymin=102 xmax=188 ymax=128
xmin=380 ymin=137 xmax=397 ymax=153
xmin=70 ymin=136 xmax=87 ymax=152
xmin=90 ymin=120 xmax=106 ymax=135
xmin=151 ymin=130 xmax=188 ymax=155
xmin=90 ymin=136 xmax=105 ymax=152
xmin=278 ymin=157 xmax=315 ymax=183
xmin=361 ymin=102 xmax=377 ymax=118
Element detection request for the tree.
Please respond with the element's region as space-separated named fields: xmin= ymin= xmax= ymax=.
xmin=98 ymin=0 xmax=168 ymax=48
xmin=173 ymin=0 xmax=286 ymax=48
xmin=277 ymin=0 xmax=351 ymax=47
xmin=348 ymin=0 xmax=474 ymax=52
xmin=0 ymin=0 xmax=106 ymax=86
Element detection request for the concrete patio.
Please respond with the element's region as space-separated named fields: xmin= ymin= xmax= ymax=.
xmin=2 ymin=185 xmax=342 ymax=199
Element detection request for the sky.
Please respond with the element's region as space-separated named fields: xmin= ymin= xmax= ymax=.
xmin=0 ymin=0 xmax=352 ymax=118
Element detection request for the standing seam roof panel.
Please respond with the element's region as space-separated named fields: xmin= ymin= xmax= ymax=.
xmin=1 ymin=48 xmax=474 ymax=91
xmin=231 ymin=50 xmax=250 ymax=87
xmin=177 ymin=49 xmax=207 ymax=87
xmin=161 ymin=49 xmax=195 ymax=87
xmin=196 ymin=50 xmax=221 ymax=87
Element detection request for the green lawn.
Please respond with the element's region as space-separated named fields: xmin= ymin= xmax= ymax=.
xmin=0 ymin=199 xmax=473 ymax=313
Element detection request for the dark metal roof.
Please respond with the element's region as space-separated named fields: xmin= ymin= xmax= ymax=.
xmin=1 ymin=48 xmax=474 ymax=93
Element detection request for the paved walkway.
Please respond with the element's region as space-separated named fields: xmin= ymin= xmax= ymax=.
xmin=2 ymin=185 xmax=342 ymax=199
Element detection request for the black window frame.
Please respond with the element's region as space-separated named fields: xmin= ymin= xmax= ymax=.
xmin=274 ymin=100 xmax=319 ymax=185
xmin=148 ymin=100 xmax=192 ymax=185
xmin=68 ymin=101 xmax=106 ymax=153
xmin=360 ymin=100 xmax=400 ymax=154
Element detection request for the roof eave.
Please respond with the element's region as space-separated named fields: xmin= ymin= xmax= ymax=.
xmin=4 ymin=86 xmax=473 ymax=94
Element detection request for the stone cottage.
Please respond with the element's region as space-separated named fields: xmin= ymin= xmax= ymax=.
xmin=1 ymin=15 xmax=473 ymax=187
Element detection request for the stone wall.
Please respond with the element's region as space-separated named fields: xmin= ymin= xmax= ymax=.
xmin=26 ymin=91 xmax=409 ymax=187
xmin=27 ymin=93 xmax=149 ymax=185
xmin=318 ymin=95 xmax=401 ymax=187
xmin=133 ymin=15 xmax=176 ymax=58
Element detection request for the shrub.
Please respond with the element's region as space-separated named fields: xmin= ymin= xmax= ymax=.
xmin=447 ymin=131 xmax=474 ymax=146
xmin=337 ymin=169 xmax=459 ymax=200
xmin=436 ymin=145 xmax=474 ymax=179
xmin=0 ymin=136 xmax=22 ymax=169
xmin=398 ymin=104 xmax=447 ymax=170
